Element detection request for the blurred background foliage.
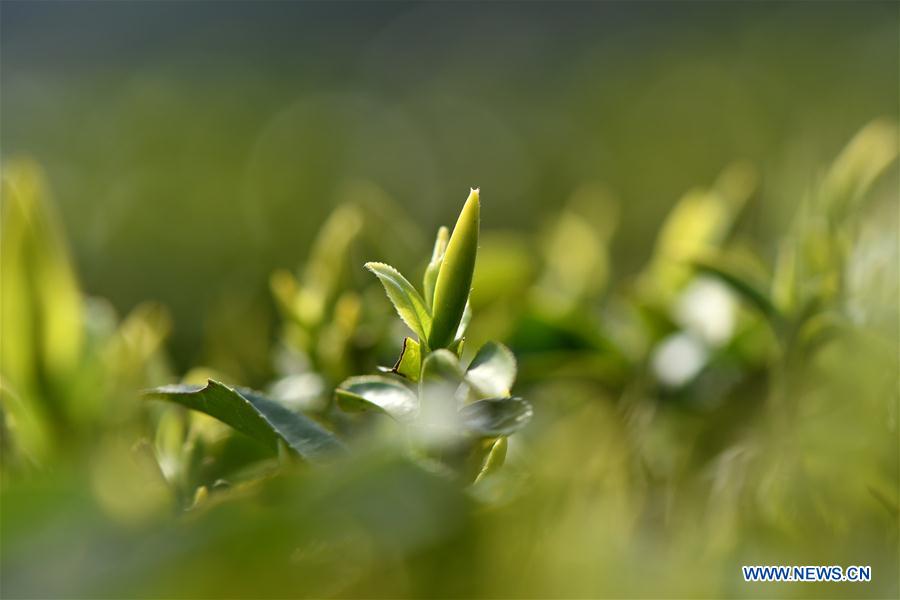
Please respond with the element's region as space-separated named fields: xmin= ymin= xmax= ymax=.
xmin=1 ymin=2 xmax=898 ymax=598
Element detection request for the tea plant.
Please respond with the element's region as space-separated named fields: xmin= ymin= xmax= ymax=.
xmin=2 ymin=121 xmax=897 ymax=598
xmin=268 ymin=180 xmax=426 ymax=403
xmin=0 ymin=161 xmax=172 ymax=474
xmin=336 ymin=188 xmax=532 ymax=481
xmin=146 ymin=189 xmax=530 ymax=489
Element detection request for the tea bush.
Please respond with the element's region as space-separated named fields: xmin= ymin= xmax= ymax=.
xmin=1 ymin=122 xmax=897 ymax=598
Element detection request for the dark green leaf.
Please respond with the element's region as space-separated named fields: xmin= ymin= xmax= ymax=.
xmin=146 ymin=380 xmax=345 ymax=463
xmin=460 ymin=397 xmax=532 ymax=437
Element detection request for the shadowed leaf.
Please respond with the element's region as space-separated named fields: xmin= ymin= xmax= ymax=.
xmin=460 ymin=397 xmax=532 ymax=437
xmin=146 ymin=380 xmax=344 ymax=463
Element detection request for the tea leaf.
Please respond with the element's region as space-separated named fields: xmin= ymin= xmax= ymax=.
xmin=448 ymin=336 xmax=466 ymax=358
xmin=429 ymin=189 xmax=480 ymax=349
xmin=645 ymin=163 xmax=756 ymax=296
xmin=460 ymin=397 xmax=533 ymax=437
xmin=335 ymin=375 xmax=418 ymax=421
xmin=821 ymin=119 xmax=898 ymax=219
xmin=693 ymin=256 xmax=781 ymax=326
xmin=1 ymin=161 xmax=83 ymax=395
xmin=296 ymin=203 xmax=364 ymax=327
xmin=418 ymin=350 xmax=466 ymax=447
xmin=423 ymin=226 xmax=450 ymax=309
xmin=391 ymin=337 xmax=422 ymax=381
xmin=474 ymin=437 xmax=508 ymax=484
xmin=419 ymin=349 xmax=466 ymax=405
xmin=536 ymin=188 xmax=617 ymax=309
xmin=146 ymin=380 xmax=345 ymax=463
xmin=365 ymin=262 xmax=432 ymax=343
xmin=420 ymin=349 xmax=465 ymax=384
xmin=466 ymin=341 xmax=517 ymax=398
xmin=455 ymin=301 xmax=472 ymax=342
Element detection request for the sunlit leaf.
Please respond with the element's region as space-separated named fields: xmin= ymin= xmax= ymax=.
xmin=429 ymin=189 xmax=479 ymax=349
xmin=0 ymin=161 xmax=83 ymax=395
xmin=466 ymin=341 xmax=517 ymax=398
xmin=0 ymin=379 xmax=52 ymax=470
xmin=297 ymin=203 xmax=364 ymax=327
xmin=335 ymin=375 xmax=418 ymax=421
xmin=423 ymin=226 xmax=449 ymax=309
xmin=473 ymin=436 xmax=508 ymax=483
xmin=821 ymin=119 xmax=898 ymax=219
xmin=146 ymin=380 xmax=345 ymax=463
xmin=455 ymin=301 xmax=472 ymax=342
xmin=448 ymin=336 xmax=466 ymax=358
xmin=365 ymin=262 xmax=431 ymax=343
xmin=460 ymin=397 xmax=532 ymax=437
xmin=391 ymin=337 xmax=422 ymax=381
xmin=645 ymin=162 xmax=757 ymax=295
xmin=535 ymin=186 xmax=618 ymax=310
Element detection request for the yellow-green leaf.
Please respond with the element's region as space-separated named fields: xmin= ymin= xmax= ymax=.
xmin=365 ymin=262 xmax=432 ymax=343
xmin=474 ymin=437 xmax=508 ymax=484
xmin=391 ymin=337 xmax=422 ymax=381
xmin=423 ymin=226 xmax=449 ymax=309
xmin=429 ymin=189 xmax=480 ymax=349
xmin=466 ymin=341 xmax=517 ymax=398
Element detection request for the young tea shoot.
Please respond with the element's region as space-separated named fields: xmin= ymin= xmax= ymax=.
xmin=337 ymin=188 xmax=531 ymax=481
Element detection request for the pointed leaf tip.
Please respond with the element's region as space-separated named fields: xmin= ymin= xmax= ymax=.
xmin=429 ymin=189 xmax=480 ymax=349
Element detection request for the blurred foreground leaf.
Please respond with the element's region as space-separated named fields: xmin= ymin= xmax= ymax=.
xmin=821 ymin=118 xmax=898 ymax=219
xmin=473 ymin=436 xmax=508 ymax=484
xmin=0 ymin=160 xmax=82 ymax=407
xmin=692 ymin=255 xmax=781 ymax=326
